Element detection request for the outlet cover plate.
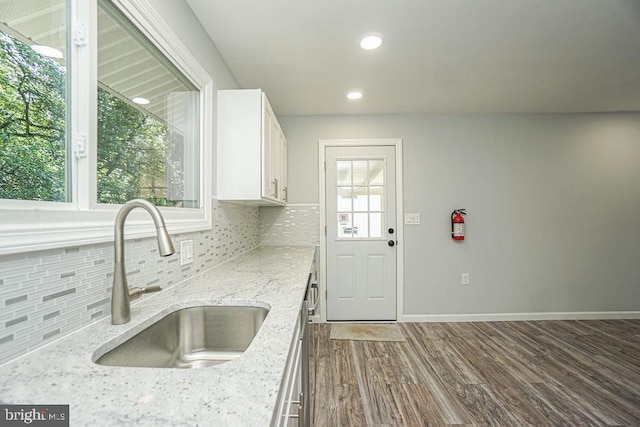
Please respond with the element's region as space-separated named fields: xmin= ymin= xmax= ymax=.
xmin=461 ymin=272 xmax=470 ymax=285
xmin=180 ymin=240 xmax=193 ymax=266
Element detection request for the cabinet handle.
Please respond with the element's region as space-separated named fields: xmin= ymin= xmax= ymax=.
xmin=299 ymin=391 xmax=305 ymax=422
xmin=272 ymin=178 xmax=278 ymax=198
xmin=283 ymin=186 xmax=288 ymax=202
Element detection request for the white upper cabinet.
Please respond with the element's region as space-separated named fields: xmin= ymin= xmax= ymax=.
xmin=217 ymin=89 xmax=288 ymax=205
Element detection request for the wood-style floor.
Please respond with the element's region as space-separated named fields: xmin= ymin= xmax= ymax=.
xmin=310 ymin=320 xmax=640 ymax=426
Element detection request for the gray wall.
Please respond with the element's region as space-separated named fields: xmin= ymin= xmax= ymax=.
xmin=280 ymin=112 xmax=640 ymax=316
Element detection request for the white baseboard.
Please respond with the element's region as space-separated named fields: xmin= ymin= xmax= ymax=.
xmin=400 ymin=311 xmax=640 ymax=323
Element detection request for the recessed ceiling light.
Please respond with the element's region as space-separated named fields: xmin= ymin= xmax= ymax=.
xmin=132 ymin=97 xmax=150 ymax=105
xmin=31 ymin=44 xmax=63 ymax=59
xmin=360 ymin=35 xmax=383 ymax=50
xmin=347 ymin=91 xmax=363 ymax=100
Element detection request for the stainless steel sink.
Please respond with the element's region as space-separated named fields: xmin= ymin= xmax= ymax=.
xmin=95 ymin=305 xmax=269 ymax=368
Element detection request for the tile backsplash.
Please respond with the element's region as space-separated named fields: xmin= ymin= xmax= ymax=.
xmin=259 ymin=204 xmax=320 ymax=246
xmin=0 ymin=199 xmax=260 ymax=365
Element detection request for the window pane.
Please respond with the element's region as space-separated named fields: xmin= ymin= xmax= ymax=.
xmin=337 ymin=187 xmax=352 ymax=211
xmin=0 ymin=1 xmax=69 ymax=202
xmin=370 ymin=186 xmax=384 ymax=211
xmin=352 ymin=160 xmax=368 ymax=185
xmin=369 ymin=160 xmax=384 ymax=185
xmin=338 ymin=213 xmax=355 ymax=238
xmin=352 ymin=186 xmax=368 ymax=211
xmin=353 ymin=213 xmax=369 ymax=238
xmin=97 ymin=0 xmax=200 ymax=208
xmin=369 ymin=213 xmax=383 ymax=238
xmin=336 ymin=161 xmax=351 ymax=186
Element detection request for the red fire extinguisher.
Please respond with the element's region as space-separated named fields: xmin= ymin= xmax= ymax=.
xmin=451 ymin=209 xmax=466 ymax=240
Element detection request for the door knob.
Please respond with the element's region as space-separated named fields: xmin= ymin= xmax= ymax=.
xmin=388 ymin=240 xmax=395 ymax=247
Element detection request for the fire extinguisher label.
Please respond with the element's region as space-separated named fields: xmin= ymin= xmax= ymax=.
xmin=453 ymin=223 xmax=465 ymax=236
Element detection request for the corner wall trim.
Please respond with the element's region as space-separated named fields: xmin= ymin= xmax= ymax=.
xmin=400 ymin=311 xmax=640 ymax=323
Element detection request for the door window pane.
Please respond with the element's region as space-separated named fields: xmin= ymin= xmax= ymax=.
xmin=369 ymin=160 xmax=384 ymax=185
xmin=352 ymin=187 xmax=368 ymax=211
xmin=97 ymin=0 xmax=200 ymax=208
xmin=369 ymin=213 xmax=383 ymax=238
xmin=352 ymin=160 xmax=368 ymax=185
xmin=337 ymin=187 xmax=352 ymax=211
xmin=353 ymin=213 xmax=369 ymax=238
xmin=338 ymin=213 xmax=355 ymax=238
xmin=336 ymin=160 xmax=351 ymax=186
xmin=0 ymin=1 xmax=68 ymax=202
xmin=369 ymin=186 xmax=384 ymax=211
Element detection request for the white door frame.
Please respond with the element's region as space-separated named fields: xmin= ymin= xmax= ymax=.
xmin=318 ymin=138 xmax=404 ymax=323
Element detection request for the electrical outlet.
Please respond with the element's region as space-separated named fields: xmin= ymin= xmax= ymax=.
xmin=180 ymin=240 xmax=193 ymax=266
xmin=461 ymin=272 xmax=470 ymax=285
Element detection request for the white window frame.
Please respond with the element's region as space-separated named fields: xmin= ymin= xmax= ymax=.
xmin=0 ymin=0 xmax=213 ymax=255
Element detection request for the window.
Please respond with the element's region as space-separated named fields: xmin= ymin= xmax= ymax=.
xmin=97 ymin=0 xmax=199 ymax=208
xmin=0 ymin=0 xmax=213 ymax=254
xmin=0 ymin=0 xmax=69 ymax=202
xmin=336 ymin=159 xmax=386 ymax=239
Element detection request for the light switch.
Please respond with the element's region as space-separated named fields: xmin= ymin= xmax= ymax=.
xmin=404 ymin=213 xmax=421 ymax=225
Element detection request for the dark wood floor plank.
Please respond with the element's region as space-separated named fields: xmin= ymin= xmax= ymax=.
xmin=310 ymin=320 xmax=640 ymax=426
xmin=534 ymin=351 xmax=640 ymax=425
xmin=310 ymin=324 xmax=339 ymax=426
xmin=449 ymin=383 xmax=522 ymax=426
xmin=332 ymin=339 xmax=360 ymax=386
xmin=403 ymin=344 xmax=478 ymax=424
xmin=336 ymin=384 xmax=367 ymax=427
xmin=483 ymin=321 xmax=548 ymax=358
xmin=395 ymin=383 xmax=449 ymax=426
xmin=528 ymin=381 xmax=613 ymax=426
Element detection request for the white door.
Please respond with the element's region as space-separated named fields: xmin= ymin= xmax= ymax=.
xmin=325 ymin=145 xmax=397 ymax=321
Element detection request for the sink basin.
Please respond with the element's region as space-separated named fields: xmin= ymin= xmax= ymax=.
xmin=95 ymin=305 xmax=269 ymax=368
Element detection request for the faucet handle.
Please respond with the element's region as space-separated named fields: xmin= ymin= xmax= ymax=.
xmin=129 ymin=285 xmax=162 ymax=300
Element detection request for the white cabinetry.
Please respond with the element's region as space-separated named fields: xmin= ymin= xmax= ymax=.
xmin=217 ymin=89 xmax=287 ymax=205
xmin=274 ymin=312 xmax=303 ymax=426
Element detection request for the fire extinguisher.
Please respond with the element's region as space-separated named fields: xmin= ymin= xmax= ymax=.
xmin=451 ymin=209 xmax=466 ymax=240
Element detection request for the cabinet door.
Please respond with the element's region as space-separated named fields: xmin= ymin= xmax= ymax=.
xmin=262 ymin=96 xmax=277 ymax=200
xmin=279 ymin=130 xmax=288 ymax=203
xmin=270 ymin=110 xmax=282 ymax=202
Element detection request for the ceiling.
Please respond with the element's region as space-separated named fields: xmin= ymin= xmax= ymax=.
xmin=186 ymin=0 xmax=640 ymax=116
xmin=0 ymin=0 xmax=193 ymax=127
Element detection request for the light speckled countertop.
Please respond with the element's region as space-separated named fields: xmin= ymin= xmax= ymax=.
xmin=0 ymin=245 xmax=316 ymax=426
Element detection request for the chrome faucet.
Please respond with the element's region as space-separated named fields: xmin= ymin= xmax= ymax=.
xmin=111 ymin=199 xmax=175 ymax=325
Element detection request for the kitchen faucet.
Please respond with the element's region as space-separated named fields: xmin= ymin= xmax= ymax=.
xmin=111 ymin=199 xmax=175 ymax=325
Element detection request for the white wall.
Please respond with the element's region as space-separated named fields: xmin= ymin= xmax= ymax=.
xmin=150 ymin=0 xmax=239 ymax=91
xmin=280 ymin=112 xmax=640 ymax=318
xmin=149 ymin=0 xmax=240 ymax=196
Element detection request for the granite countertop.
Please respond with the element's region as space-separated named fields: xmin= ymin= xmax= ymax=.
xmin=0 ymin=245 xmax=316 ymax=426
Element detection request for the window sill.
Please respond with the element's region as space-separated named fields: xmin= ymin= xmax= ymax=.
xmin=0 ymin=202 xmax=211 ymax=255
